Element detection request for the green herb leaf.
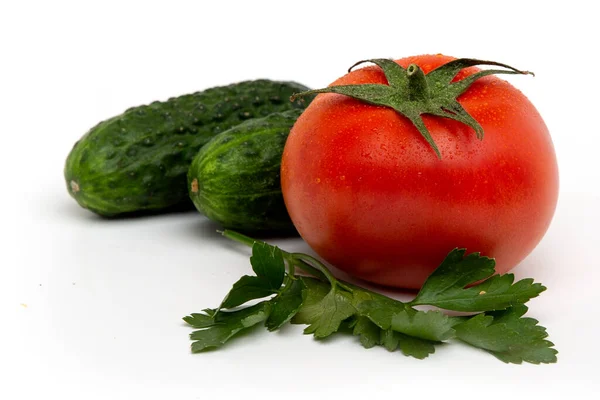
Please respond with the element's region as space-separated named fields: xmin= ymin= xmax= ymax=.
xmin=218 ymin=275 xmax=279 ymax=310
xmin=381 ymin=329 xmax=438 ymax=359
xmin=454 ymin=305 xmax=557 ymax=364
xmin=356 ymin=299 xmax=399 ymax=330
xmin=250 ymin=242 xmax=286 ymax=288
xmin=187 ymin=302 xmax=270 ymax=352
xmin=290 ymin=277 xmax=331 ymax=325
xmin=265 ymin=278 xmax=306 ymax=331
xmin=380 ymin=328 xmax=399 ymax=351
xmin=391 ymin=308 xmax=455 ymax=342
xmin=302 ymin=286 xmax=356 ymax=338
xmin=352 ymin=316 xmax=381 ymax=349
xmin=219 ymin=242 xmax=285 ymax=309
xmin=395 ymin=333 xmax=438 ymax=359
xmin=183 ymin=309 xmax=217 ymax=328
xmin=358 ymin=300 xmax=454 ymax=342
xmin=352 ymin=311 xmax=439 ymax=359
xmin=411 ymin=249 xmax=546 ymax=312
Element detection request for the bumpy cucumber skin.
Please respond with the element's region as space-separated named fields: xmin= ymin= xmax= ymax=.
xmin=188 ymin=109 xmax=301 ymax=233
xmin=65 ymin=80 xmax=313 ymax=216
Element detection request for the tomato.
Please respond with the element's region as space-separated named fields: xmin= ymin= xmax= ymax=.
xmin=281 ymin=54 xmax=559 ymax=289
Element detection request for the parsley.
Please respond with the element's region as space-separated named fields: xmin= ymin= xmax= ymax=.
xmin=183 ymin=230 xmax=557 ymax=364
xmin=454 ymin=305 xmax=558 ymax=364
xmin=410 ymin=249 xmax=547 ymax=312
xmin=381 ymin=329 xmax=438 ymax=359
xmin=351 ymin=316 xmax=380 ymax=349
xmin=265 ymin=278 xmax=306 ymax=331
xmin=301 ymin=286 xmax=355 ymax=338
xmin=218 ymin=242 xmax=285 ymax=310
xmin=184 ymin=302 xmax=270 ymax=352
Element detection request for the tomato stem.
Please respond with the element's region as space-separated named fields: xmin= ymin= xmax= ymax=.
xmin=407 ymin=64 xmax=430 ymax=102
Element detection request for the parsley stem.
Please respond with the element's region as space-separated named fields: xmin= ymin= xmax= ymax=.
xmin=219 ymin=229 xmax=257 ymax=247
xmin=286 ymin=255 xmax=328 ymax=281
xmin=291 ymin=253 xmax=354 ymax=293
xmin=220 ymin=229 xmax=328 ymax=281
xmin=285 ymin=257 xmax=296 ymax=276
xmin=290 ymin=253 xmax=338 ymax=285
xmin=343 ymin=280 xmax=409 ymax=306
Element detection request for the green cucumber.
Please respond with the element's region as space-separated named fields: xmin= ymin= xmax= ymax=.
xmin=188 ymin=109 xmax=300 ymax=233
xmin=64 ymin=80 xmax=313 ymax=216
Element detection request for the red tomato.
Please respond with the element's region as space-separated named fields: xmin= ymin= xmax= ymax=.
xmin=281 ymin=54 xmax=559 ymax=289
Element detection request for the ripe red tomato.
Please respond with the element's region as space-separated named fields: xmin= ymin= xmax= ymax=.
xmin=281 ymin=54 xmax=558 ymax=289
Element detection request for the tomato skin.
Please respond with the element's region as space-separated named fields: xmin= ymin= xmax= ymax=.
xmin=281 ymin=54 xmax=559 ymax=289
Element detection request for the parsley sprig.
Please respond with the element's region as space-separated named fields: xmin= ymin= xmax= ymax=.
xmin=184 ymin=230 xmax=557 ymax=364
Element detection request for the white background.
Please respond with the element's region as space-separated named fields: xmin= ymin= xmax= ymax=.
xmin=2 ymin=1 xmax=599 ymax=398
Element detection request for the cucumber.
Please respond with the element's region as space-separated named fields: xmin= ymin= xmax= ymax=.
xmin=64 ymin=80 xmax=313 ymax=216
xmin=187 ymin=109 xmax=300 ymax=233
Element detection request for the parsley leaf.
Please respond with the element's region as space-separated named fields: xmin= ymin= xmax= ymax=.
xmin=356 ymin=299 xmax=398 ymax=329
xmin=411 ymin=249 xmax=546 ymax=312
xmin=391 ymin=308 xmax=455 ymax=342
xmin=358 ymin=300 xmax=455 ymax=341
xmin=265 ymin=278 xmax=306 ymax=331
xmin=352 ymin=316 xmax=381 ymax=349
xmin=249 ymin=242 xmax=286 ymax=288
xmin=352 ymin=315 xmax=439 ymax=359
xmin=185 ymin=302 xmax=270 ymax=352
xmin=292 ymin=278 xmax=358 ymax=339
xmin=454 ymin=304 xmax=558 ymax=364
xmin=219 ymin=242 xmax=285 ymax=309
xmin=290 ymin=277 xmax=331 ymax=325
xmin=183 ymin=308 xmax=217 ymax=328
xmin=381 ymin=329 xmax=438 ymax=359
xmin=302 ymin=286 xmax=356 ymax=338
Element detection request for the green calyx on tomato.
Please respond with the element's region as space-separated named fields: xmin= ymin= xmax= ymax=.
xmin=291 ymin=58 xmax=533 ymax=158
